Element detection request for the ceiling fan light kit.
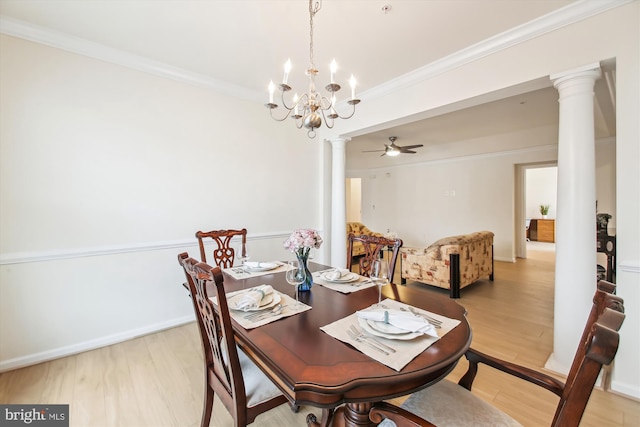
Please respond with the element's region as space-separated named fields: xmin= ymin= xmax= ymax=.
xmin=363 ymin=136 xmax=424 ymax=157
xmin=265 ymin=0 xmax=360 ymax=139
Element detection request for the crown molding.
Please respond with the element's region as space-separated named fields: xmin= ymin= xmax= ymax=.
xmin=0 ymin=0 xmax=632 ymax=104
xmin=0 ymin=15 xmax=258 ymax=102
xmin=361 ymin=0 xmax=632 ymax=101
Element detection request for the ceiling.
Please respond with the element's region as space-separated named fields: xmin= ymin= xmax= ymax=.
xmin=0 ymin=0 xmax=617 ymax=166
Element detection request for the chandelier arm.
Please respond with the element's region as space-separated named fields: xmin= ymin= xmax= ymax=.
xmin=319 ymin=108 xmax=335 ymax=129
xmin=268 ymin=107 xmax=294 ymax=122
xmin=317 ymin=95 xmax=334 ymax=111
xmin=279 ymin=90 xmax=295 ymax=111
xmin=332 ymin=102 xmax=359 ymax=120
xmin=281 ymin=92 xmax=310 ymax=112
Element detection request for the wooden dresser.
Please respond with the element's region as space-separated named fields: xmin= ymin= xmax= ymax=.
xmin=529 ymin=219 xmax=555 ymax=243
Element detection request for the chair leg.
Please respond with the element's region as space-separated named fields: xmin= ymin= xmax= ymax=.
xmin=490 ymin=244 xmax=495 ymax=281
xmin=201 ymin=384 xmax=214 ymax=427
xmin=449 ymin=253 xmax=461 ymax=298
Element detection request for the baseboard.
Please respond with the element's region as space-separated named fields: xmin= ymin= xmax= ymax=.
xmin=494 ymin=256 xmax=515 ymax=263
xmin=610 ymin=380 xmax=640 ymax=401
xmin=544 ymin=352 xmax=570 ymax=377
xmin=0 ymin=315 xmax=195 ymax=373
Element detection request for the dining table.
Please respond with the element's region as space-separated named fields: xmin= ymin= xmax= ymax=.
xmin=215 ymin=261 xmax=472 ymax=427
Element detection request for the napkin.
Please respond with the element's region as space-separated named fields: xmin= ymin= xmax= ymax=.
xmin=356 ymin=309 xmax=437 ymax=336
xmin=234 ymin=285 xmax=274 ymax=311
xmin=325 ymin=268 xmax=351 ymax=280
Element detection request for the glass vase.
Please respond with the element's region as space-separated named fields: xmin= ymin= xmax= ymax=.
xmin=296 ymin=251 xmax=314 ymax=291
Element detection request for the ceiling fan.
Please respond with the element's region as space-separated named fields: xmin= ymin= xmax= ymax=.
xmin=362 ymin=136 xmax=424 ymax=157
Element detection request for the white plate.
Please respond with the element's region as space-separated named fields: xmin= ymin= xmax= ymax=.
xmin=357 ymin=317 xmax=421 ymax=340
xmin=320 ymin=271 xmax=359 ymax=283
xmin=244 ymin=262 xmax=279 ymax=272
xmin=228 ymin=292 xmax=281 ymax=312
xmin=366 ymin=319 xmax=409 ymax=335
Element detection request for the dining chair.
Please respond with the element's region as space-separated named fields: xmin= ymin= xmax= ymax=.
xmin=347 ymin=233 xmax=403 ymax=279
xmin=195 ymin=228 xmax=247 ymax=268
xmin=369 ymin=280 xmax=625 ymax=427
xmin=177 ymin=252 xmax=290 ymax=427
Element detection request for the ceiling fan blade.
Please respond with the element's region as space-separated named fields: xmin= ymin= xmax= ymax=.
xmin=401 ymin=150 xmax=417 ymax=154
xmin=399 ymin=144 xmax=424 ymax=150
xmin=380 ymin=152 xmax=387 ymax=157
xmin=362 ymin=149 xmax=385 ymax=153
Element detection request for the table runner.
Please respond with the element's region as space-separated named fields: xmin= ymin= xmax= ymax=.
xmin=320 ymin=298 xmax=461 ymax=371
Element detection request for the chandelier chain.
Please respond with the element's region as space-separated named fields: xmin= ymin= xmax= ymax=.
xmin=309 ymin=0 xmax=321 ymax=69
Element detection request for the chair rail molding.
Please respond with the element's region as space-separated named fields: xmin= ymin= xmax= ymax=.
xmin=0 ymin=230 xmax=305 ymax=265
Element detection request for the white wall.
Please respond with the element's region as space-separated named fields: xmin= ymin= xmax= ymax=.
xmin=0 ymin=34 xmax=325 ymax=370
xmin=527 ymin=167 xmax=558 ymax=219
xmin=337 ymin=2 xmax=638 ymax=399
xmin=352 ymin=126 xmax=563 ymax=262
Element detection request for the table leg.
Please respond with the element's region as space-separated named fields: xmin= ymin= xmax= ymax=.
xmin=307 ymin=403 xmax=375 ymax=427
xmin=306 ymin=408 xmax=334 ymax=427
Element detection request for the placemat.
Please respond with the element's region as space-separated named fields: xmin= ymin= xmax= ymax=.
xmin=223 ymin=261 xmax=288 ymax=280
xmin=320 ymin=298 xmax=461 ymax=371
xmin=212 ymin=287 xmax=311 ymax=329
xmin=312 ymin=271 xmax=377 ymax=294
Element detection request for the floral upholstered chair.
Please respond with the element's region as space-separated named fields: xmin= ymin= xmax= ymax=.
xmin=400 ymin=231 xmax=494 ymax=298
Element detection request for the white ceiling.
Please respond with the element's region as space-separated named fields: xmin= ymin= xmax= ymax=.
xmin=0 ymin=0 xmax=617 ymax=166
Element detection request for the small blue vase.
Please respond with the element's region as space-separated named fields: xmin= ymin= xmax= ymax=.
xmin=296 ymin=251 xmax=313 ymax=291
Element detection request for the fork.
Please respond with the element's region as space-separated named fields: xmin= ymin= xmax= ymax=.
xmin=346 ymin=329 xmax=389 ymax=355
xmin=349 ymin=325 xmax=396 ymax=353
xmin=402 ymin=307 xmax=442 ymax=329
xmin=244 ymin=304 xmax=285 ymax=320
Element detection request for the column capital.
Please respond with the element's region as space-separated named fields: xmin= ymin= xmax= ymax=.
xmin=550 ymin=63 xmax=601 ymax=88
xmin=326 ymin=137 xmax=351 ymax=148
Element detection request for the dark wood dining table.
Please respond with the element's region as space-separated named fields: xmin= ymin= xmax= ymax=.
xmin=219 ymin=262 xmax=472 ymax=427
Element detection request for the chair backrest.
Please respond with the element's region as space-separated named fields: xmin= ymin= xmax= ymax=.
xmin=565 ymin=280 xmax=619 ymax=383
xmin=552 ymin=281 xmax=625 ymax=427
xmin=195 ymin=228 xmax=247 ymax=268
xmin=347 ymin=233 xmax=403 ymax=279
xmin=177 ymin=252 xmax=248 ymax=419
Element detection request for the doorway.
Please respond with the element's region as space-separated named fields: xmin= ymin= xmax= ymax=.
xmin=515 ymin=163 xmax=557 ymax=259
xmin=346 ymin=178 xmax=362 ymax=223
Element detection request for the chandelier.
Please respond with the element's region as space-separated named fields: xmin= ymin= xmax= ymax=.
xmin=265 ymin=0 xmax=360 ymax=139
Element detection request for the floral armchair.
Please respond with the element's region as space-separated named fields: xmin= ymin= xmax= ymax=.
xmin=347 ymin=222 xmax=385 ymax=257
xmin=400 ymin=231 xmax=494 ymax=298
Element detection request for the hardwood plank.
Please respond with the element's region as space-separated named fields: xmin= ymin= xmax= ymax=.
xmin=71 ymin=347 xmax=107 ymax=426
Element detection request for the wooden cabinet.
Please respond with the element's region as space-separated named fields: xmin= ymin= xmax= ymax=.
xmin=529 ymin=219 xmax=555 ymax=243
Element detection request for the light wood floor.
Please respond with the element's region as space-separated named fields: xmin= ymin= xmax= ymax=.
xmin=1 ymin=244 xmax=638 ymax=426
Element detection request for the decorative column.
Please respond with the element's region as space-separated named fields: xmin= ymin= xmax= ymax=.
xmin=329 ymin=137 xmax=349 ymax=267
xmin=545 ymin=63 xmax=601 ymax=374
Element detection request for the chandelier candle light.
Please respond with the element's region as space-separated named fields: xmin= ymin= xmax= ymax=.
xmin=266 ymin=0 xmax=360 ymax=138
